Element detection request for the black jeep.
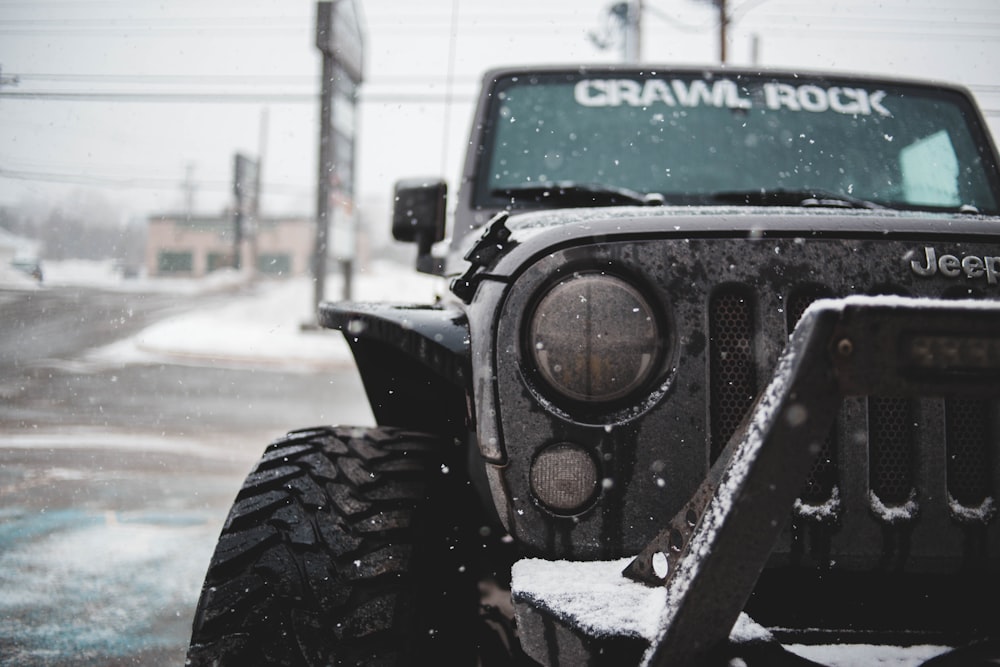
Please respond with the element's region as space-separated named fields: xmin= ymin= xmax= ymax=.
xmin=187 ymin=66 xmax=1000 ymax=666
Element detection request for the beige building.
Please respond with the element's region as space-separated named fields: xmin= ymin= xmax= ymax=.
xmin=146 ymin=214 xmax=313 ymax=278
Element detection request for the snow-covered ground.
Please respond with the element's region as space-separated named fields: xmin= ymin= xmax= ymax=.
xmin=42 ymin=259 xmax=249 ymax=294
xmin=5 ymin=259 xmax=441 ymax=371
xmin=0 ymin=262 xmax=42 ymax=290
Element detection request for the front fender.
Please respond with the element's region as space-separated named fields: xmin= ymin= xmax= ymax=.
xmin=319 ymin=301 xmax=472 ymax=436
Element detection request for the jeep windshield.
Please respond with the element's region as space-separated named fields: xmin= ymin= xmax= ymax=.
xmin=475 ymin=71 xmax=1000 ymax=215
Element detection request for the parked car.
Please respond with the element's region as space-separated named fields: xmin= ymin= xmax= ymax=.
xmin=11 ymin=257 xmax=43 ymax=282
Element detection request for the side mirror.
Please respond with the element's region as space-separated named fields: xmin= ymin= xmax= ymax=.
xmin=392 ymin=178 xmax=447 ymax=275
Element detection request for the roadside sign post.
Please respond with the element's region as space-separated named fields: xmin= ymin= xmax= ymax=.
xmin=233 ymin=152 xmax=258 ymax=272
xmin=314 ymin=0 xmax=364 ymax=313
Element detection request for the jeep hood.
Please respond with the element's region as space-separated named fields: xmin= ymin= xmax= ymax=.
xmin=460 ymin=206 xmax=1000 ymax=281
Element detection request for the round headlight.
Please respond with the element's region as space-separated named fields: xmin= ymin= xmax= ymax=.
xmin=529 ymin=273 xmax=660 ymax=403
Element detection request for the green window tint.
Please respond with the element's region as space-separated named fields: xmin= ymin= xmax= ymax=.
xmin=207 ymin=253 xmax=234 ymax=272
xmin=158 ymin=251 xmax=193 ymax=274
xmin=900 ymin=130 xmax=960 ymax=207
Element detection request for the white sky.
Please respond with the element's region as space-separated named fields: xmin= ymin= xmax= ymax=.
xmin=0 ymin=0 xmax=998 ymax=226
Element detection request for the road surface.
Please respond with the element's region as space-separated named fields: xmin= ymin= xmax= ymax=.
xmin=0 ymin=284 xmax=372 ymax=666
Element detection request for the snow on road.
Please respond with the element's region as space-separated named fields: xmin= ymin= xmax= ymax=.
xmin=13 ymin=259 xmax=441 ymax=370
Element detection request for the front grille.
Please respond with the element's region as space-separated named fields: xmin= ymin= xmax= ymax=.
xmin=708 ymin=282 xmax=996 ymax=525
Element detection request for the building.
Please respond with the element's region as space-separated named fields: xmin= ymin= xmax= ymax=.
xmin=146 ymin=213 xmax=313 ymax=278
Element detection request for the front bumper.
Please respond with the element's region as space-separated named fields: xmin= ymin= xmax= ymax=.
xmin=511 ymin=297 xmax=1000 ymax=666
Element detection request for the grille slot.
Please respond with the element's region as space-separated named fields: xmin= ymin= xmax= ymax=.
xmin=868 ymin=396 xmax=917 ymax=507
xmin=941 ymin=287 xmax=995 ymax=513
xmin=709 ymin=287 xmax=757 ymax=461
xmin=786 ymin=288 xmax=838 ymax=506
xmin=863 ymin=287 xmax=918 ymax=512
xmin=946 ymin=398 xmax=993 ymax=509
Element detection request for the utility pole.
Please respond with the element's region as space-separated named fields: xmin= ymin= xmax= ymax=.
xmin=717 ymin=0 xmax=729 ymax=64
xmin=252 ymin=107 xmax=268 ymax=276
xmin=687 ymin=0 xmax=729 ymax=64
xmin=232 ymin=153 xmax=258 ymax=271
xmin=590 ymin=1 xmax=643 ymax=63
xmin=624 ymin=0 xmax=643 ymax=64
xmin=315 ymin=16 xmax=333 ymax=309
xmin=183 ymin=163 xmax=196 ymax=218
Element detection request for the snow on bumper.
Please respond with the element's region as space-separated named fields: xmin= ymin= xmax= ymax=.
xmin=511 ymin=557 xmax=770 ymax=665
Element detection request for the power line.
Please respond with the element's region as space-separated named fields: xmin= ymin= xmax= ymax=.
xmin=0 ymin=166 xmax=310 ymax=195
xmin=0 ymin=0 xmax=292 ymax=6
xmin=16 ymin=73 xmax=317 ymax=85
xmin=0 ymin=15 xmax=592 ymax=33
xmin=0 ymin=90 xmax=477 ymax=104
xmin=0 ymin=24 xmax=596 ymax=37
xmin=0 ymin=166 xmax=227 ymax=190
xmin=5 ymin=24 xmax=990 ymax=41
xmin=0 ymin=17 xmax=307 ymax=27
xmin=0 ymin=26 xmax=307 ymax=36
xmin=736 ymin=27 xmax=999 ymax=41
xmin=741 ymin=14 xmax=1000 ymax=30
xmin=12 ymin=72 xmax=482 ymax=87
xmin=0 ymin=91 xmax=317 ymax=103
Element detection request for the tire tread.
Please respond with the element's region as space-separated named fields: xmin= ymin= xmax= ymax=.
xmin=187 ymin=425 xmax=471 ymax=666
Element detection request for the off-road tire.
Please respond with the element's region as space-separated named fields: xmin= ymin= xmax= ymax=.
xmin=186 ymin=426 xmax=481 ymax=666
